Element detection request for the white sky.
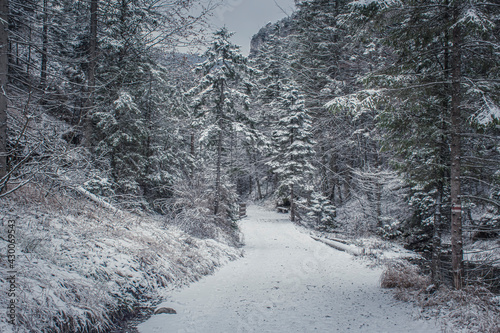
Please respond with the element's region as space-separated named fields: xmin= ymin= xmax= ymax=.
xmin=209 ymin=0 xmax=296 ymax=55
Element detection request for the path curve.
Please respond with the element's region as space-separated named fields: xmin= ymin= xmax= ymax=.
xmin=138 ymin=205 xmax=439 ymax=333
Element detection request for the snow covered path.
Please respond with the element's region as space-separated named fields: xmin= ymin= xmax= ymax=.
xmin=138 ymin=205 xmax=439 ymax=333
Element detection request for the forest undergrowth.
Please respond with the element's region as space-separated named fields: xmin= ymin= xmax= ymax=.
xmin=381 ymin=260 xmax=500 ymax=333
xmin=305 ymin=195 xmax=500 ymax=333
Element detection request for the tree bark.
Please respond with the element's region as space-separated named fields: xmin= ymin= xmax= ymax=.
xmin=256 ymin=176 xmax=262 ymax=200
xmin=214 ymin=80 xmax=224 ymax=216
xmin=432 ymin=186 xmax=443 ymax=286
xmin=450 ymin=8 xmax=464 ymax=290
xmin=290 ymin=184 xmax=295 ymax=222
xmin=40 ymin=0 xmax=48 ymax=89
xmin=190 ymin=132 xmax=195 ymax=156
xmin=85 ymin=0 xmax=98 ymax=145
xmin=214 ymin=122 xmax=223 ymax=215
xmin=0 ymin=0 xmax=8 ymax=193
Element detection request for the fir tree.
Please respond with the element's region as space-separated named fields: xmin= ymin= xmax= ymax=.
xmin=268 ymin=83 xmax=316 ymax=222
xmin=344 ymin=0 xmax=500 ymax=288
xmin=188 ymin=27 xmax=258 ymax=217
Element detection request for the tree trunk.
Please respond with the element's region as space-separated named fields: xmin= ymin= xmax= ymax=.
xmin=375 ymin=178 xmax=382 ymax=227
xmin=27 ymin=27 xmax=31 ymax=75
xmin=0 ymin=0 xmax=8 ymax=193
xmin=190 ymin=132 xmax=195 ymax=156
xmin=432 ymin=3 xmax=450 ymax=287
xmin=214 ymin=124 xmax=223 ymax=215
xmin=85 ymin=0 xmax=98 ymax=145
xmin=450 ymin=9 xmax=464 ymax=290
xmin=374 ymin=146 xmax=382 ymax=228
xmin=40 ymin=0 xmax=48 ymax=89
xmin=256 ymin=176 xmax=262 ymax=200
xmin=214 ymin=80 xmax=224 ymax=216
xmin=290 ymin=184 xmax=295 ymax=222
xmin=189 ymin=131 xmax=195 ymax=181
xmin=432 ymin=187 xmax=443 ymax=286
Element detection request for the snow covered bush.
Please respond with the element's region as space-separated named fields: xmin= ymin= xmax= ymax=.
xmin=377 ymin=217 xmax=402 ymax=239
xmin=165 ymin=174 xmax=241 ymax=246
xmin=471 ymin=206 xmax=500 ymax=240
xmin=84 ymin=176 xmax=115 ymax=197
xmin=426 ymin=286 xmax=500 ymax=333
xmin=302 ymin=192 xmax=336 ymax=230
xmin=382 ymin=260 xmax=500 ymax=332
xmin=381 ymin=261 xmax=430 ymax=290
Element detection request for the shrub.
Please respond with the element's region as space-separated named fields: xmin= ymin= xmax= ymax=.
xmin=380 ymin=261 xmax=430 ymax=290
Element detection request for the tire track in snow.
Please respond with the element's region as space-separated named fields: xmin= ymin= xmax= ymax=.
xmin=138 ymin=205 xmax=439 ymax=333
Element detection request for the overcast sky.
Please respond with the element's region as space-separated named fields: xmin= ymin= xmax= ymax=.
xmin=209 ymin=0 xmax=296 ymax=55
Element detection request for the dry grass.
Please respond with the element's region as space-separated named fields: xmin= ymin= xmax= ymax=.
xmin=0 ymin=185 xmax=242 ymax=333
xmin=380 ymin=261 xmax=430 ymax=290
xmin=423 ymin=286 xmax=500 ymax=333
xmin=381 ymin=260 xmax=500 ymax=333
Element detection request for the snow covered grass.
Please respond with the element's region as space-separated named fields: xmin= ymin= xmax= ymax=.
xmin=353 ymin=237 xmax=500 ymax=332
xmin=422 ymin=286 xmax=500 ymax=333
xmin=0 ymin=184 xmax=242 ymax=333
xmin=380 ymin=260 xmax=500 ymax=333
xmin=380 ymin=261 xmax=430 ymax=289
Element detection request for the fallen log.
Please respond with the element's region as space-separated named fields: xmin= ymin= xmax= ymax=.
xmin=310 ymin=236 xmax=364 ymax=256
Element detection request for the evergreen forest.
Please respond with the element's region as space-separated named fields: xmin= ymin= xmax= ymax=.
xmin=0 ymin=0 xmax=499 ymax=332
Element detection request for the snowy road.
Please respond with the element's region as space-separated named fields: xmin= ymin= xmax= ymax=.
xmin=138 ymin=205 xmax=439 ymax=333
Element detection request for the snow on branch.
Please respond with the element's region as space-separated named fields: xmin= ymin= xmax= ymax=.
xmin=455 ymin=6 xmax=496 ymax=32
xmin=473 ymin=101 xmax=500 ymax=125
xmin=349 ymin=0 xmax=402 ymax=9
xmin=325 ymin=89 xmax=384 ymax=118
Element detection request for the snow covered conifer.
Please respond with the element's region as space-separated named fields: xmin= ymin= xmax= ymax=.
xmin=268 ymin=83 xmax=316 ymax=222
xmin=347 ymin=0 xmax=500 ymax=288
xmin=188 ymin=27 xmax=258 ymax=217
xmin=304 ymin=191 xmax=336 ymax=229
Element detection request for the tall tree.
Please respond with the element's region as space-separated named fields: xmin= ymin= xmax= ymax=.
xmin=0 ymin=0 xmax=7 ymax=193
xmin=293 ymin=0 xmax=391 ymax=217
xmin=268 ymin=83 xmax=316 ymax=222
xmin=188 ymin=27 xmax=257 ymax=216
xmin=92 ymin=0 xmax=208 ymax=197
xmin=84 ymin=0 xmax=97 ymax=146
xmin=449 ymin=0 xmax=463 ymax=289
xmin=345 ymin=0 xmax=500 ymax=288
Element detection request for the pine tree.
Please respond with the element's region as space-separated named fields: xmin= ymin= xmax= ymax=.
xmin=345 ymin=0 xmax=500 ymax=288
xmin=305 ymin=191 xmax=337 ymax=229
xmin=268 ymin=83 xmax=316 ymax=222
xmin=188 ymin=27 xmax=258 ymax=217
xmin=92 ymin=0 xmax=151 ymax=195
xmin=293 ymin=0 xmax=391 ymax=219
xmin=250 ymin=25 xmax=294 ymax=199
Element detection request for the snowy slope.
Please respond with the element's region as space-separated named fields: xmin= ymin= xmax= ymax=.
xmin=0 ymin=188 xmax=242 ymax=333
xmin=138 ymin=205 xmax=440 ymax=333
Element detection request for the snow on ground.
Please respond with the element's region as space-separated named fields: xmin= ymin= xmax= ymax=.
xmin=138 ymin=205 xmax=440 ymax=333
xmin=0 ymin=187 xmax=241 ymax=333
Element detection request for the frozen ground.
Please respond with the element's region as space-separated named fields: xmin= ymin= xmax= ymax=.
xmin=138 ymin=205 xmax=440 ymax=333
xmin=0 ymin=188 xmax=241 ymax=333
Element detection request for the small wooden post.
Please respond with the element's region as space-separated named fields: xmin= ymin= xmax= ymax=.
xmin=239 ymin=203 xmax=246 ymax=218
